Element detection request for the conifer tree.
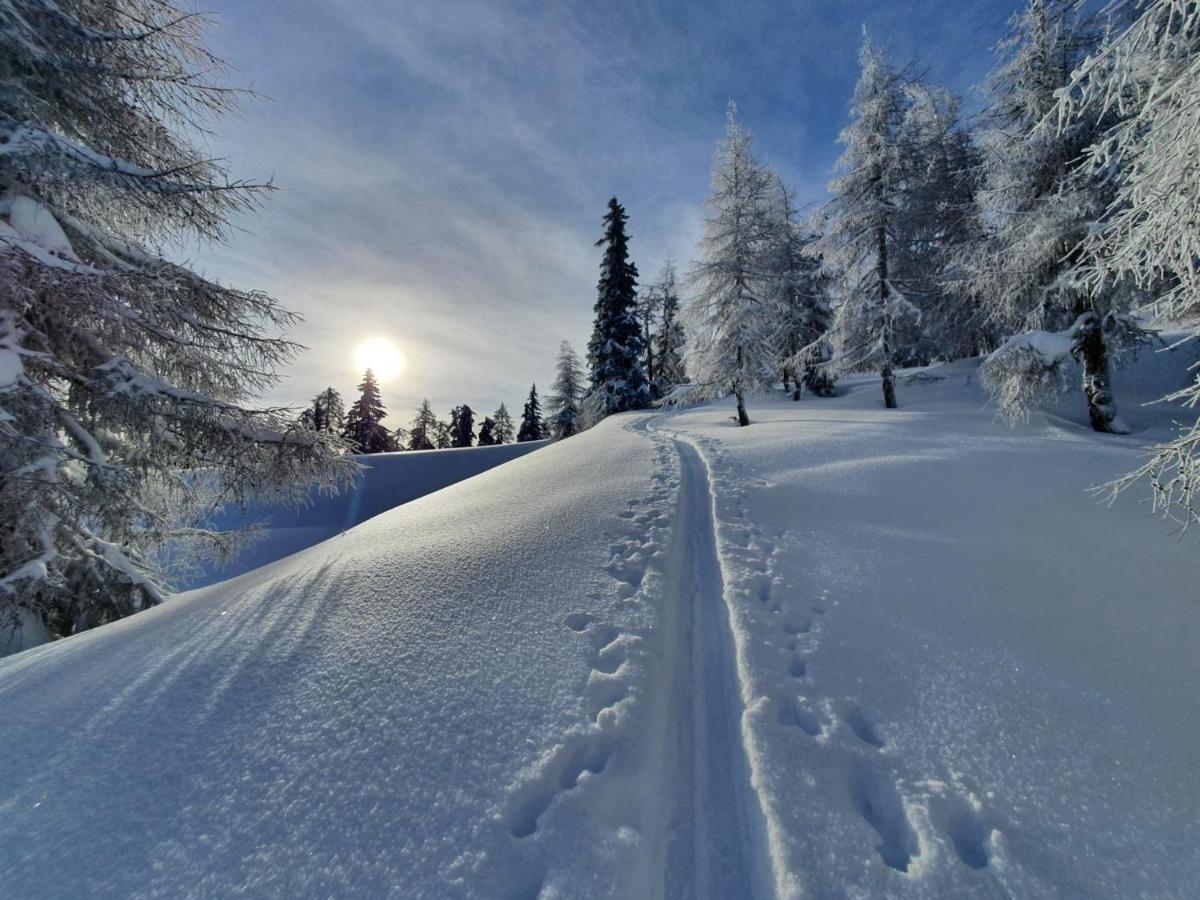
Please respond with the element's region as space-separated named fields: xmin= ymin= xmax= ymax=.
xmin=476 ymin=417 xmax=497 ymax=446
xmin=342 ymin=369 xmax=393 ymax=454
xmin=408 ymin=399 xmax=438 ymax=451
xmin=434 ymin=419 xmax=453 ymax=450
xmin=1055 ymin=0 xmax=1200 ymax=521
xmin=518 ymin=384 xmax=546 ymax=442
xmin=548 ymin=341 xmax=585 ymax=440
xmin=588 ymin=198 xmax=650 ymax=416
xmin=0 ymin=0 xmax=353 ymax=641
xmin=491 ymin=403 xmax=515 ymax=444
xmin=971 ymin=0 xmax=1130 ymax=433
xmin=451 ymin=404 xmax=475 ymax=448
xmin=299 ymin=387 xmax=345 ymax=434
xmin=767 ymin=177 xmax=836 ymax=400
xmin=686 ymin=104 xmax=778 ymax=426
xmin=651 ymin=259 xmax=688 ymax=395
xmin=810 ymin=33 xmax=919 ymax=409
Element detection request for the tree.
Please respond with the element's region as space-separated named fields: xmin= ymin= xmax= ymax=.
xmin=491 ymin=403 xmax=515 ymax=444
xmin=477 ymin=417 xmax=497 ymax=446
xmin=685 ymin=104 xmax=780 ymax=426
xmin=547 ymin=341 xmax=585 ymax=440
xmin=767 ymin=177 xmax=836 ymax=400
xmin=342 ymin=369 xmax=394 ymax=454
xmin=651 ymin=259 xmax=688 ymax=395
xmin=0 ymin=0 xmax=352 ymax=644
xmin=434 ymin=418 xmax=453 ymax=450
xmin=1055 ymin=0 xmax=1200 ymax=523
xmin=299 ymin=387 xmax=345 ymax=435
xmin=518 ymin=384 xmax=546 ymax=442
xmin=588 ymin=198 xmax=650 ymax=416
xmin=810 ymin=33 xmax=919 ymax=410
xmin=451 ymin=404 xmax=475 ymax=448
xmin=637 ymin=276 xmax=663 ymax=397
xmin=408 ymin=399 xmax=438 ymax=451
xmin=970 ymin=0 xmax=1130 ymax=433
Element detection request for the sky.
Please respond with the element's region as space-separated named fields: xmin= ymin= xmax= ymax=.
xmin=192 ymin=0 xmax=1018 ymax=426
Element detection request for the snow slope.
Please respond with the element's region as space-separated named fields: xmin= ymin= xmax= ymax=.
xmin=177 ymin=440 xmax=547 ymax=590
xmin=1 ymin=346 xmax=1199 ymax=898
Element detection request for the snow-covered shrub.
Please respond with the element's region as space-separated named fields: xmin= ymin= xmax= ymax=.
xmin=980 ymin=330 xmax=1076 ymax=422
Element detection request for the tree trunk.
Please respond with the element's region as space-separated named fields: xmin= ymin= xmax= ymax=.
xmin=878 ymin=220 xmax=897 ymax=409
xmin=735 ymin=389 xmax=750 ymax=426
xmin=1074 ymin=311 xmax=1123 ymax=433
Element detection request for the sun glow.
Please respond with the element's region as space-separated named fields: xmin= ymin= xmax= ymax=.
xmin=353 ymin=337 xmax=406 ymax=383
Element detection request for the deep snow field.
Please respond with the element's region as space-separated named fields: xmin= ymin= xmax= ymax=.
xmin=2 ymin=343 xmax=1199 ymax=898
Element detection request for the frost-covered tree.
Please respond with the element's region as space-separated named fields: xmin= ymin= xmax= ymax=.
xmin=767 ymin=177 xmax=836 ymax=400
xmin=450 ymin=404 xmax=475 ymax=448
xmin=491 ymin=402 xmax=515 ymax=444
xmin=588 ymin=198 xmax=650 ymax=415
xmin=0 ymin=0 xmax=353 ymax=644
xmin=476 ymin=416 xmax=497 ymax=446
xmin=518 ymin=384 xmax=546 ymax=442
xmin=811 ymin=34 xmax=919 ymax=409
xmin=434 ymin=418 xmax=453 ymax=450
xmin=407 ymin=399 xmax=438 ymax=451
xmin=342 ymin=370 xmax=393 ymax=454
xmin=1055 ymin=0 xmax=1200 ymax=522
xmin=893 ymin=82 xmax=992 ymax=363
xmin=971 ymin=0 xmax=1133 ymax=433
xmin=299 ymin=387 xmax=345 ymax=435
xmin=685 ymin=104 xmax=778 ymax=426
xmin=547 ymin=341 xmax=584 ymax=440
xmin=650 ymin=259 xmax=687 ymax=395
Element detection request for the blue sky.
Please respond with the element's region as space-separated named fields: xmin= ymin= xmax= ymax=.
xmin=194 ymin=0 xmax=1017 ymax=425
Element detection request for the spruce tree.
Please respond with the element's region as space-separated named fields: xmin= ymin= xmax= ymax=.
xmin=0 ymin=0 xmax=352 ymax=641
xmin=686 ymin=104 xmax=778 ymax=426
xmin=477 ymin=417 xmax=497 ymax=446
xmin=408 ymin=399 xmax=438 ymax=451
xmin=518 ymin=384 xmax=546 ymax=442
xmin=548 ymin=341 xmax=585 ymax=440
xmin=451 ymin=404 xmax=475 ymax=448
xmin=651 ymin=259 xmax=688 ymax=396
xmin=342 ymin=369 xmax=393 ymax=454
xmin=491 ymin=403 xmax=515 ymax=444
xmin=588 ymin=198 xmax=650 ymax=416
xmin=810 ymin=33 xmax=919 ymax=409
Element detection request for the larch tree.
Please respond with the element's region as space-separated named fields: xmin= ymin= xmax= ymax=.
xmin=1056 ymin=0 xmax=1200 ymax=523
xmin=810 ymin=32 xmax=918 ymax=410
xmin=767 ymin=177 xmax=836 ymax=400
xmin=972 ymin=0 xmax=1135 ymax=433
xmin=685 ymin=104 xmax=778 ymax=426
xmin=547 ymin=341 xmax=585 ymax=440
xmin=651 ymin=259 xmax=688 ymax=395
xmin=407 ymin=399 xmax=438 ymax=451
xmin=588 ymin=198 xmax=650 ymax=416
xmin=517 ymin=384 xmax=546 ymax=442
xmin=491 ymin=403 xmax=515 ymax=444
xmin=342 ymin=370 xmax=393 ymax=454
xmin=299 ymin=387 xmax=345 ymax=435
xmin=0 ymin=0 xmax=353 ymax=644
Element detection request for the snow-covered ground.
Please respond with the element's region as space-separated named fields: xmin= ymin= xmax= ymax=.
xmin=176 ymin=440 xmax=548 ymax=591
xmin=2 ymin=345 xmax=1199 ymax=898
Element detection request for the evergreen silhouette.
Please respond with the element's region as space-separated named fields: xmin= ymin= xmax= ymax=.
xmin=451 ymin=405 xmax=475 ymax=447
xmin=518 ymin=384 xmax=547 ymax=442
xmin=477 ymin=417 xmax=497 ymax=446
xmin=491 ymin=403 xmax=515 ymax=444
xmin=342 ymin=369 xmax=394 ymax=454
xmin=408 ymin=399 xmax=438 ymax=450
xmin=588 ymin=198 xmax=650 ymax=416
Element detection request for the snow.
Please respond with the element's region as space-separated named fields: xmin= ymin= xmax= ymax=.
xmin=2 ymin=348 xmax=1199 ymax=897
xmin=179 ymin=441 xmax=549 ymax=590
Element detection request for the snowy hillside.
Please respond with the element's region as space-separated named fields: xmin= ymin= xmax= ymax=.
xmin=177 ymin=440 xmax=548 ymax=591
xmin=2 ymin=349 xmax=1199 ymax=898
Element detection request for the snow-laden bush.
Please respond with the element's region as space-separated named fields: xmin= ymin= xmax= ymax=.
xmin=0 ymin=1 xmax=354 ymax=648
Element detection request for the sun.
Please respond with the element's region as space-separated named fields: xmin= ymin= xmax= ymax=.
xmin=353 ymin=337 xmax=406 ymax=383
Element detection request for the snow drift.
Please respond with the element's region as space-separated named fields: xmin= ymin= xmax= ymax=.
xmin=1 ymin=348 xmax=1199 ymax=898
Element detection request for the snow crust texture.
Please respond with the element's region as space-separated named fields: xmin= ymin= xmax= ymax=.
xmin=2 ymin=352 xmax=1199 ymax=898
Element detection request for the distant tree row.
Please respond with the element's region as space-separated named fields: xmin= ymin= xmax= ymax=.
xmin=297 ymin=371 xmax=550 ymax=454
